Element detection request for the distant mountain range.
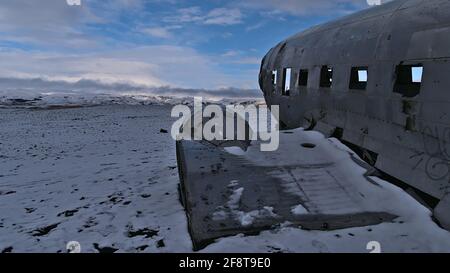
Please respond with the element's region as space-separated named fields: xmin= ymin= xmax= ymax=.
xmin=0 ymin=93 xmax=263 ymax=109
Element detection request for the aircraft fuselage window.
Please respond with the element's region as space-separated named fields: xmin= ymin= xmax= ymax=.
xmin=282 ymin=68 xmax=292 ymax=96
xmin=298 ymin=69 xmax=308 ymax=87
xmin=394 ymin=64 xmax=423 ymax=98
xmin=412 ymin=66 xmax=423 ymax=83
xmin=320 ymin=66 xmax=333 ymax=88
xmin=349 ymin=67 xmax=368 ymax=90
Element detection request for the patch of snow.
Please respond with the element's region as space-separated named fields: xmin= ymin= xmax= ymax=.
xmin=212 ymin=210 xmax=228 ymax=221
xmin=228 ymin=180 xmax=239 ymax=188
xmin=227 ymin=188 xmax=244 ymax=210
xmin=291 ymin=204 xmax=309 ymax=215
xmin=212 ymin=185 xmax=278 ymax=227
xmin=0 ymin=105 xmax=192 ymax=253
xmin=223 ymin=146 xmax=247 ymax=156
xmin=236 ymin=207 xmax=278 ymax=227
xmin=237 ymin=212 xmax=255 ymax=227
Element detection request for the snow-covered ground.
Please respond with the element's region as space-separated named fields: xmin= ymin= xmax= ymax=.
xmin=1 ymin=103 xmax=450 ymax=253
xmin=0 ymin=105 xmax=191 ymax=253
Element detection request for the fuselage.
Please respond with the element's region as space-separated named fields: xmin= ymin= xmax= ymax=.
xmin=259 ymin=0 xmax=450 ymax=200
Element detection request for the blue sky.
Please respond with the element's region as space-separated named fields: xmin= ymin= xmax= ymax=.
xmin=0 ymin=0 xmax=379 ymax=94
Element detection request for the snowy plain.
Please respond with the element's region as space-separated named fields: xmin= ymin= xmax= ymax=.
xmin=1 ymin=96 xmax=450 ymax=253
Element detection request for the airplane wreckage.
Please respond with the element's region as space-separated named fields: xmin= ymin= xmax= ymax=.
xmin=176 ymin=0 xmax=450 ymax=250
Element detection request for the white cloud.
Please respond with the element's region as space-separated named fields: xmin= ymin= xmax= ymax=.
xmin=142 ymin=27 xmax=173 ymax=39
xmin=0 ymin=1 xmax=259 ymax=90
xmin=0 ymin=46 xmax=258 ymax=89
xmin=0 ymin=0 xmax=259 ymax=91
xmin=232 ymin=57 xmax=261 ymax=65
xmin=245 ymin=21 xmax=267 ymax=32
xmin=239 ymin=0 xmax=371 ymax=16
xmin=222 ymin=50 xmax=241 ymax=57
xmin=0 ymin=0 xmax=96 ymax=47
xmin=164 ymin=6 xmax=243 ymax=26
xmin=164 ymin=6 xmax=203 ymax=24
xmin=66 ymin=0 xmax=82 ymax=6
xmin=204 ymin=8 xmax=243 ymax=25
xmin=220 ymin=51 xmax=261 ymax=65
xmin=112 ymin=0 xmax=144 ymax=7
xmin=0 ymin=49 xmax=164 ymax=87
xmin=0 ymin=0 xmax=377 ymax=93
xmin=367 ymin=0 xmax=392 ymax=5
xmin=221 ymin=32 xmax=233 ymax=38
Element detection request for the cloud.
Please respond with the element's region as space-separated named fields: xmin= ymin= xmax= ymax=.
xmin=232 ymin=57 xmax=261 ymax=65
xmin=245 ymin=21 xmax=267 ymax=32
xmin=0 ymin=0 xmax=377 ymax=95
xmin=164 ymin=6 xmax=243 ymax=26
xmin=66 ymin=0 xmax=82 ymax=6
xmin=367 ymin=0 xmax=393 ymax=6
xmin=0 ymin=0 xmax=171 ymax=48
xmin=0 ymin=48 xmax=164 ymax=87
xmin=222 ymin=50 xmax=241 ymax=57
xmin=238 ymin=0 xmax=370 ymax=16
xmin=204 ymin=8 xmax=243 ymax=26
xmin=0 ymin=0 xmax=96 ymax=48
xmin=0 ymin=46 xmax=258 ymax=90
xmin=142 ymin=27 xmax=173 ymax=39
xmin=163 ymin=6 xmax=203 ymax=24
xmin=220 ymin=51 xmax=262 ymax=65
